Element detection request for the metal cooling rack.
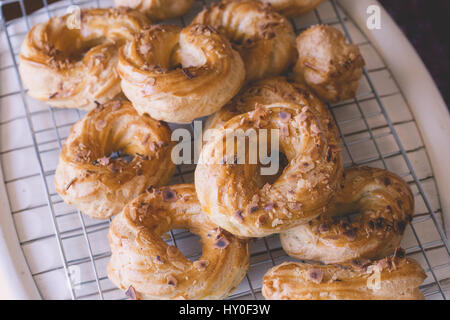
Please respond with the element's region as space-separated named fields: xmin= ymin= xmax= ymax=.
xmin=0 ymin=0 xmax=449 ymax=300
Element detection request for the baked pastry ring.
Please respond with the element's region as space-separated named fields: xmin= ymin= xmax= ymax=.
xmin=262 ymin=248 xmax=426 ymax=300
xmin=54 ymin=100 xmax=175 ymax=219
xmin=192 ymin=0 xmax=297 ymax=83
xmin=115 ymin=0 xmax=194 ymax=21
xmin=117 ymin=24 xmax=245 ymax=123
xmin=260 ymin=0 xmax=325 ymax=17
xmin=195 ymin=89 xmax=343 ymax=238
xmin=19 ymin=8 xmax=150 ymax=111
xmin=280 ymin=166 xmax=414 ymax=264
xmin=107 ymin=184 xmax=250 ymax=300
xmin=293 ymin=24 xmax=365 ymax=103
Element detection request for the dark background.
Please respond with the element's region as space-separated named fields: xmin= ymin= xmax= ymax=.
xmin=1 ymin=0 xmax=449 ymax=108
xmin=379 ymin=0 xmax=450 ymax=108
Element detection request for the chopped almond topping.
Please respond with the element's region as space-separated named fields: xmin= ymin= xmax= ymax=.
xmin=215 ymin=237 xmax=229 ymax=249
xmin=125 ymin=285 xmax=138 ymax=300
xmin=167 ymin=275 xmax=177 ymax=286
xmin=193 ymin=260 xmax=209 ymax=271
xmin=235 ymin=210 xmax=244 ymax=222
xmin=166 ymin=245 xmax=178 ymax=258
xmin=162 ymin=188 xmax=177 ymax=202
xmin=95 ymin=119 xmax=107 ymax=131
xmin=111 ymin=101 xmax=122 ymax=110
xmin=307 ymin=268 xmax=323 ymax=284
xmin=278 ymin=111 xmax=291 ymax=121
xmin=97 ymin=156 xmax=110 ymax=166
xmin=298 ymin=161 xmax=314 ymax=173
xmin=249 ymin=205 xmax=259 ymax=214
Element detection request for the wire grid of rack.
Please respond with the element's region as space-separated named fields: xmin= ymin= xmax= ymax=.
xmin=0 ymin=0 xmax=449 ymax=300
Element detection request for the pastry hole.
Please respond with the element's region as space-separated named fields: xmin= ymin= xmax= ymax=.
xmin=259 ymin=151 xmax=289 ymax=186
xmin=166 ymin=229 xmax=203 ymax=262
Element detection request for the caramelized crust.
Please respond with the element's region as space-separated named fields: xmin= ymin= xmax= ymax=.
xmin=281 ymin=166 xmax=414 ymax=263
xmin=203 ymin=77 xmax=338 ymax=134
xmin=118 ymin=24 xmax=245 ymax=123
xmin=54 ymin=101 xmax=175 ymax=219
xmin=19 ymin=8 xmax=150 ymax=110
xmin=262 ymin=251 xmax=426 ymax=300
xmin=192 ymin=0 xmax=297 ymax=83
xmin=107 ymin=184 xmax=250 ymax=299
xmin=195 ymin=79 xmax=343 ymax=237
xmin=293 ymin=24 xmax=365 ymax=103
xmin=115 ymin=0 xmax=194 ymax=20
xmin=260 ymin=0 xmax=325 ymax=17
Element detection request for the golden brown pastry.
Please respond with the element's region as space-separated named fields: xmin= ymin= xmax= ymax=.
xmin=293 ymin=24 xmax=365 ymax=103
xmin=260 ymin=0 xmax=325 ymax=17
xmin=107 ymin=184 xmax=250 ymax=299
xmin=19 ymin=8 xmax=150 ymax=111
xmin=192 ymin=0 xmax=297 ymax=83
xmin=54 ymin=100 xmax=175 ymax=219
xmin=117 ymin=24 xmax=245 ymax=123
xmin=199 ymin=76 xmax=339 ymax=154
xmin=262 ymin=248 xmax=426 ymax=300
xmin=115 ymin=0 xmax=194 ymax=21
xmin=281 ymin=166 xmax=414 ymax=264
xmin=195 ymin=84 xmax=343 ymax=238
xmin=203 ymin=76 xmax=338 ymax=134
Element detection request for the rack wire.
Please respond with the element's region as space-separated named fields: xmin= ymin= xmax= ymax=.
xmin=0 ymin=0 xmax=449 ymax=300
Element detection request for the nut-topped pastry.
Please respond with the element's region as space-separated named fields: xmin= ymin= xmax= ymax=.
xmin=19 ymin=8 xmax=150 ymax=110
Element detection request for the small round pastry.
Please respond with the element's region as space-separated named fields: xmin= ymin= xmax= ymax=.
xmin=293 ymin=24 xmax=365 ymax=103
xmin=54 ymin=100 xmax=175 ymax=219
xmin=107 ymin=184 xmax=250 ymax=300
xmin=281 ymin=166 xmax=414 ymax=264
xmin=260 ymin=0 xmax=325 ymax=17
xmin=115 ymin=0 xmax=194 ymax=21
xmin=19 ymin=8 xmax=150 ymax=111
xmin=192 ymin=0 xmax=297 ymax=83
xmin=117 ymin=24 xmax=245 ymax=123
xmin=195 ymin=98 xmax=343 ymax=238
xmin=262 ymin=248 xmax=426 ymax=300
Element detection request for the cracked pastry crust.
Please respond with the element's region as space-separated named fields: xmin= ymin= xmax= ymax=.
xmin=262 ymin=249 xmax=426 ymax=300
xmin=280 ymin=166 xmax=414 ymax=264
xmin=117 ymin=24 xmax=245 ymax=123
xmin=195 ymin=80 xmax=343 ymax=238
xmin=260 ymin=0 xmax=325 ymax=17
xmin=54 ymin=100 xmax=175 ymax=219
xmin=293 ymin=24 xmax=365 ymax=103
xmin=107 ymin=184 xmax=250 ymax=300
xmin=19 ymin=8 xmax=150 ymax=111
xmin=192 ymin=0 xmax=297 ymax=83
xmin=115 ymin=0 xmax=194 ymax=21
